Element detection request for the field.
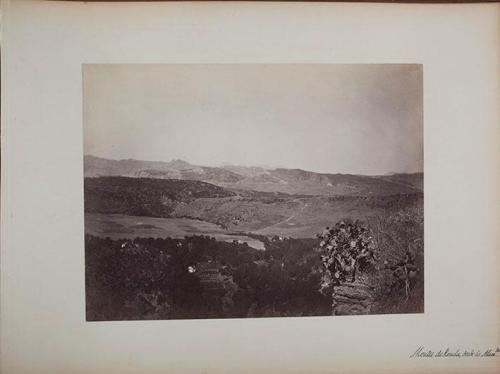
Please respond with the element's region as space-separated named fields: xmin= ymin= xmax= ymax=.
xmin=85 ymin=213 xmax=266 ymax=250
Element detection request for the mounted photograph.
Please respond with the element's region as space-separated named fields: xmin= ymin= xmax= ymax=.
xmin=83 ymin=64 xmax=424 ymax=321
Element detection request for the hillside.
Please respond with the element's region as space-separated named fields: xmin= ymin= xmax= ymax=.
xmin=84 ymin=155 xmax=423 ymax=196
xmin=84 ymin=176 xmax=235 ymax=218
xmin=84 ymin=176 xmax=422 ymax=237
xmin=376 ymin=172 xmax=424 ymax=191
xmin=171 ymin=193 xmax=423 ymax=236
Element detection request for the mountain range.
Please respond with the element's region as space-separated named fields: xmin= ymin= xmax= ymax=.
xmin=84 ymin=155 xmax=423 ymax=196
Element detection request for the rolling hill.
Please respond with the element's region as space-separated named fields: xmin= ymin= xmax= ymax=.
xmin=84 ymin=175 xmax=423 ymax=237
xmin=84 ymin=155 xmax=422 ymax=196
xmin=84 ymin=176 xmax=235 ymax=218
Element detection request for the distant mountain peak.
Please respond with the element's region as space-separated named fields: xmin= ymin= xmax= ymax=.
xmin=168 ymin=159 xmax=193 ymax=169
xmin=83 ymin=155 xmax=423 ymax=195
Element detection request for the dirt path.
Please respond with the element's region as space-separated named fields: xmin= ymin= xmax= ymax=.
xmin=269 ymin=199 xmax=309 ymax=227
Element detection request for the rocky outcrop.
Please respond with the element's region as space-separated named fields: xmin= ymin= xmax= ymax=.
xmin=331 ymin=276 xmax=376 ymax=315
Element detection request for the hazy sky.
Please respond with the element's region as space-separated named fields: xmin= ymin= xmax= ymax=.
xmin=83 ymin=64 xmax=422 ymax=175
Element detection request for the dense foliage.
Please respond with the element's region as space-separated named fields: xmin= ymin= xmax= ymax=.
xmin=85 ymin=234 xmax=330 ymax=320
xmin=317 ymin=220 xmax=377 ymax=290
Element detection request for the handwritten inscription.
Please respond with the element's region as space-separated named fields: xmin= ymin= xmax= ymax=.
xmin=410 ymin=346 xmax=500 ymax=358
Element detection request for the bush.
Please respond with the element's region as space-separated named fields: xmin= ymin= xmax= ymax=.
xmin=317 ymin=220 xmax=377 ymax=298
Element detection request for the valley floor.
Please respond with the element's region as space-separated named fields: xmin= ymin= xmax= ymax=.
xmin=85 ymin=213 xmax=266 ymax=250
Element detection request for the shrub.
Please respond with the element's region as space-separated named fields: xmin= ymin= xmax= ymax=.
xmin=368 ymin=205 xmax=424 ymax=313
xmin=317 ymin=219 xmax=377 ymax=296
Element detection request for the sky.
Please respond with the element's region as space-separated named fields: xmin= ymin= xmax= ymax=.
xmin=83 ymin=64 xmax=423 ymax=175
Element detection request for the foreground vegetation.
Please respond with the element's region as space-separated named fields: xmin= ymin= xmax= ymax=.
xmin=85 ymin=204 xmax=423 ymax=320
xmin=86 ymin=234 xmax=330 ymax=320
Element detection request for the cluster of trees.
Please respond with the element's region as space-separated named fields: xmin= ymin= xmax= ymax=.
xmin=85 ymin=234 xmax=330 ymax=320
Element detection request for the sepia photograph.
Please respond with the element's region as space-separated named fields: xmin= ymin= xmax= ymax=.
xmin=3 ymin=1 xmax=499 ymax=372
xmin=83 ymin=64 xmax=424 ymax=321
